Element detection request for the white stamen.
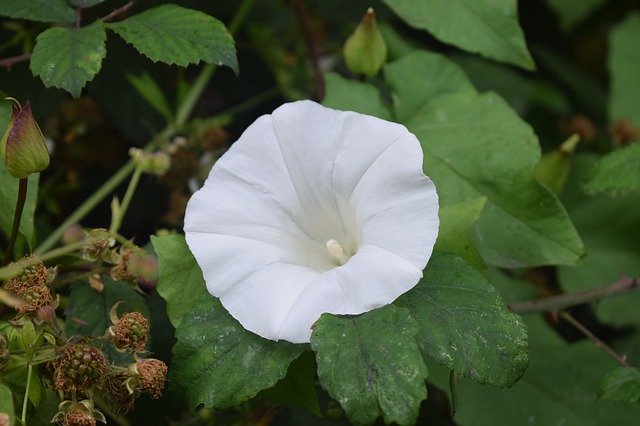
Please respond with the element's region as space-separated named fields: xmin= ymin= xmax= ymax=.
xmin=326 ymin=239 xmax=349 ymax=265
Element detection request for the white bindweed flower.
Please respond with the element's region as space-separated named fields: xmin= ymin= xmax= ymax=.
xmin=184 ymin=100 xmax=439 ymax=343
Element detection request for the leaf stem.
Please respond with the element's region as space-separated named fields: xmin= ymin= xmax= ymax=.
xmin=508 ymin=276 xmax=639 ymax=313
xmin=21 ymin=363 xmax=33 ymax=424
xmin=559 ymin=311 xmax=630 ymax=367
xmin=101 ymin=0 xmax=136 ymax=23
xmin=109 ymin=166 xmax=143 ymax=234
xmin=3 ymin=178 xmax=28 ymax=265
xmin=0 ymin=52 xmax=31 ymax=69
xmin=290 ymin=0 xmax=325 ymax=100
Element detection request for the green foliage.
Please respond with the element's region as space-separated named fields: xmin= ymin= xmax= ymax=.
xmin=585 ymin=143 xmax=640 ymax=197
xmin=608 ymin=13 xmax=640 ymax=126
xmin=434 ymin=197 xmax=486 ymax=268
xmin=0 ymin=383 xmax=15 ymax=426
xmin=127 ymin=73 xmax=174 ymax=122
xmin=153 ymin=235 xmax=303 ymax=410
xmin=311 ymin=306 xmax=427 ymax=426
xmin=323 ymin=73 xmax=390 ymax=119
xmin=106 ymin=4 xmax=238 ymax=73
xmin=384 ymin=52 xmax=584 ymax=267
xmin=0 ymin=0 xmax=75 ymax=24
xmin=396 ymin=253 xmax=528 ymax=387
xmin=600 ymin=367 xmax=640 ymax=403
xmin=0 ymin=160 xmax=39 ymax=248
xmin=381 ymin=0 xmax=534 ymax=69
xmin=69 ymin=0 xmax=106 ymax=8
xmin=30 ymin=21 xmax=107 ymax=98
xmin=546 ymin=0 xmax=607 ymax=31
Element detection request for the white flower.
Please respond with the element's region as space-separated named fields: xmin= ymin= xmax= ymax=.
xmin=184 ymin=100 xmax=439 ymax=343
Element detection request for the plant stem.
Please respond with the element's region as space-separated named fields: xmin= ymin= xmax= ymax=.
xmin=291 ymin=0 xmax=325 ymax=100
xmin=101 ymin=0 xmax=135 ymax=22
xmin=559 ymin=312 xmax=629 ymax=367
xmin=0 ymin=52 xmax=31 ymax=68
xmin=109 ymin=166 xmax=143 ymax=234
xmin=21 ymin=363 xmax=33 ymax=424
xmin=3 ymin=178 xmax=28 ymax=265
xmin=509 ymin=276 xmax=639 ymax=313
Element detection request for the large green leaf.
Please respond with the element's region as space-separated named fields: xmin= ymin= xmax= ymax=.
xmin=68 ymin=0 xmax=105 ymax=7
xmin=381 ymin=0 xmax=534 ymax=69
xmin=106 ymin=4 xmax=238 ymax=73
xmin=558 ymin=154 xmax=640 ymax=326
xmin=546 ymin=0 xmax=607 ymax=31
xmin=152 ymin=235 xmax=303 ymax=410
xmin=0 ymin=162 xmax=39 ymax=248
xmin=385 ymin=52 xmax=584 ymax=267
xmin=310 ymin=305 xmax=427 ymax=426
xmin=609 ymin=13 xmax=640 ymax=127
xmin=584 ymin=143 xmax=640 ymax=197
xmin=396 ymin=253 xmax=528 ymax=387
xmin=30 ymin=21 xmax=107 ymax=98
xmin=600 ymin=367 xmax=640 ymax=404
xmin=454 ymin=341 xmax=640 ymax=425
xmin=0 ymin=0 xmax=75 ymax=24
xmin=323 ymin=73 xmax=390 ymax=120
xmin=434 ymin=197 xmax=486 ymax=269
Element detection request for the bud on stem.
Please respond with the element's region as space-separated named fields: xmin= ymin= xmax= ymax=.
xmin=343 ymin=8 xmax=387 ymax=77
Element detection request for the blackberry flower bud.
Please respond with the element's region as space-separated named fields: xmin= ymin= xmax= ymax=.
xmin=107 ymin=308 xmax=149 ymax=353
xmin=54 ymin=344 xmax=107 ymax=395
xmin=132 ymin=358 xmax=167 ymax=399
xmin=3 ymin=258 xmax=54 ymax=315
xmin=53 ymin=400 xmax=106 ymax=426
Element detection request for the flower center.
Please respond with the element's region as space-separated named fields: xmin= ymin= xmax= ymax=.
xmin=325 ymin=239 xmax=349 ymax=266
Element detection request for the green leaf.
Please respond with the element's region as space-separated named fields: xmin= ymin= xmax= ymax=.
xmin=558 ymin=154 xmax=640 ymax=326
xmin=260 ymin=351 xmax=321 ymax=417
xmin=396 ymin=253 xmax=528 ymax=387
xmin=381 ymin=0 xmax=534 ymax=69
xmin=385 ymin=52 xmax=585 ymax=267
xmin=106 ymin=4 xmax=238 ymax=73
xmin=0 ymin=0 xmax=75 ymax=24
xmin=30 ymin=21 xmax=107 ymax=98
xmin=435 ymin=197 xmax=486 ymax=269
xmin=65 ymin=278 xmax=150 ymax=339
xmin=600 ymin=367 xmax=640 ymax=403
xmin=311 ymin=305 xmax=427 ymax=426
xmin=153 ymin=234 xmax=303 ymax=410
xmin=0 ymin=161 xmax=39 ymax=248
xmin=323 ymin=72 xmax=390 ymax=120
xmin=584 ymin=143 xmax=640 ymax=197
xmin=68 ymin=0 xmax=105 ymax=7
xmin=127 ymin=73 xmax=174 ymax=121
xmin=454 ymin=341 xmax=640 ymax=425
xmin=609 ymin=13 xmax=640 ymax=127
xmin=0 ymin=383 xmax=15 ymax=426
xmin=546 ymin=0 xmax=607 ymax=31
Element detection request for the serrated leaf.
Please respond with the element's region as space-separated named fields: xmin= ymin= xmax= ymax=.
xmin=546 ymin=0 xmax=607 ymax=31
xmin=127 ymin=73 xmax=173 ymax=121
xmin=0 ymin=0 xmax=75 ymax=24
xmin=0 ymin=160 xmax=39 ymax=248
xmin=323 ymin=72 xmax=390 ymax=120
xmin=434 ymin=197 xmax=486 ymax=269
xmin=153 ymin=234 xmax=303 ymax=410
xmin=454 ymin=341 xmax=640 ymax=425
xmin=106 ymin=4 xmax=238 ymax=73
xmin=584 ymin=143 xmax=640 ymax=197
xmin=609 ymin=13 xmax=640 ymax=127
xmin=396 ymin=253 xmax=528 ymax=387
xmin=600 ymin=367 xmax=640 ymax=403
xmin=30 ymin=21 xmax=106 ymax=98
xmin=69 ymin=0 xmax=106 ymax=8
xmin=381 ymin=0 xmax=534 ymax=69
xmin=385 ymin=51 xmax=585 ymax=267
xmin=310 ymin=306 xmax=428 ymax=426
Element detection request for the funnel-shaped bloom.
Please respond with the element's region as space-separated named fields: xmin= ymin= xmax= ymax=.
xmin=184 ymin=101 xmax=439 ymax=343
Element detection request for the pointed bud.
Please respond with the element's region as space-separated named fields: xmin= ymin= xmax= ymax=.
xmin=1 ymin=99 xmax=50 ymax=178
xmin=343 ymin=8 xmax=387 ymax=77
xmin=534 ymin=134 xmax=580 ymax=195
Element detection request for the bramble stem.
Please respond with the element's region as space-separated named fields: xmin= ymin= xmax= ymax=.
xmin=560 ymin=312 xmax=629 ymax=367
xmin=508 ymin=276 xmax=639 ymax=313
xmin=21 ymin=363 xmax=33 ymax=424
xmin=0 ymin=52 xmax=31 ymax=68
xmin=101 ymin=0 xmax=136 ymax=22
xmin=3 ymin=178 xmax=28 ymax=265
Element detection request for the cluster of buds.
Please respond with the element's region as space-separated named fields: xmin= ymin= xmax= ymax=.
xmin=53 ymin=343 xmax=108 ymax=395
xmin=106 ymin=305 xmax=149 ymax=353
xmin=52 ymin=400 xmax=106 ymax=426
xmin=129 ymin=148 xmax=171 ymax=176
xmin=81 ymin=229 xmax=118 ymax=264
xmin=3 ymin=257 xmax=56 ymax=317
xmin=104 ymin=358 xmax=168 ymax=414
xmin=109 ymin=246 xmax=158 ymax=284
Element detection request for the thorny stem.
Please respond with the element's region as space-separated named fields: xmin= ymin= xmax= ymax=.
xmin=0 ymin=52 xmax=31 ymax=68
xmin=35 ymin=0 xmax=256 ymax=254
xmin=559 ymin=312 xmax=630 ymax=367
xmin=291 ymin=0 xmax=325 ymax=101
xmin=3 ymin=178 xmax=28 ymax=265
xmin=21 ymin=363 xmax=33 ymax=424
xmin=101 ymin=0 xmax=136 ymax=23
xmin=509 ymin=276 xmax=640 ymax=313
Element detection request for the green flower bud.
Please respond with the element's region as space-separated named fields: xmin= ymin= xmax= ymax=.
xmin=534 ymin=134 xmax=580 ymax=196
xmin=343 ymin=8 xmax=387 ymax=77
xmin=0 ymin=99 xmax=50 ymax=178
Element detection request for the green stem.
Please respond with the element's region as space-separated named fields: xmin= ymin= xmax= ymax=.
xmin=21 ymin=363 xmax=33 ymax=424
xmin=3 ymin=178 xmax=28 ymax=265
xmin=109 ymin=166 xmax=143 ymax=234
